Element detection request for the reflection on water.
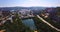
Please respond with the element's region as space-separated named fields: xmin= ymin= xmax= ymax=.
xmin=22 ymin=19 xmax=36 ymax=30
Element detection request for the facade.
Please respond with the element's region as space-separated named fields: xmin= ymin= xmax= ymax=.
xmin=0 ymin=10 xmax=11 ymax=18
xmin=41 ymin=8 xmax=60 ymax=22
xmin=46 ymin=8 xmax=60 ymax=22
xmin=0 ymin=11 xmax=2 ymax=18
xmin=18 ymin=9 xmax=34 ymax=18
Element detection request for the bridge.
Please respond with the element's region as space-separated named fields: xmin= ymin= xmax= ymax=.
xmin=20 ymin=16 xmax=34 ymax=19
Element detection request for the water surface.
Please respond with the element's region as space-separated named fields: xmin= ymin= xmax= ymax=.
xmin=22 ymin=19 xmax=36 ymax=30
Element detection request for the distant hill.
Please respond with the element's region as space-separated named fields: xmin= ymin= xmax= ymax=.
xmin=0 ymin=7 xmax=47 ymax=11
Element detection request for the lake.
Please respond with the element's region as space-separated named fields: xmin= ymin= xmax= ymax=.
xmin=22 ymin=19 xmax=37 ymax=30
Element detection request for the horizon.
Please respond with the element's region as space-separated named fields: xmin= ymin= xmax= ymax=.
xmin=0 ymin=6 xmax=60 ymax=8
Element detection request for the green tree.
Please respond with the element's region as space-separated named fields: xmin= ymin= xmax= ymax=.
xmin=33 ymin=16 xmax=58 ymax=32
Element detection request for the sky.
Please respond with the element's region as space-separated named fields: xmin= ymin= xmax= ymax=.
xmin=0 ymin=0 xmax=60 ymax=7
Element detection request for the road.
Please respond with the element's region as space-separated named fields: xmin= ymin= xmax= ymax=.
xmin=0 ymin=16 xmax=9 ymax=20
xmin=37 ymin=15 xmax=60 ymax=31
xmin=0 ymin=15 xmax=13 ymax=25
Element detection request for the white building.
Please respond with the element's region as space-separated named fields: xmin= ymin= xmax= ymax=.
xmin=18 ymin=9 xmax=34 ymax=18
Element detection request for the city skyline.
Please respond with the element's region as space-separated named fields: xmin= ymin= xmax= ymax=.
xmin=0 ymin=0 xmax=60 ymax=7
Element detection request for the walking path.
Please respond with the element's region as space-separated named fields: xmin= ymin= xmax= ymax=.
xmin=37 ymin=15 xmax=60 ymax=31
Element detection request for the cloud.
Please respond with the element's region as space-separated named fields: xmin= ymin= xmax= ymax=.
xmin=0 ymin=0 xmax=60 ymax=7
